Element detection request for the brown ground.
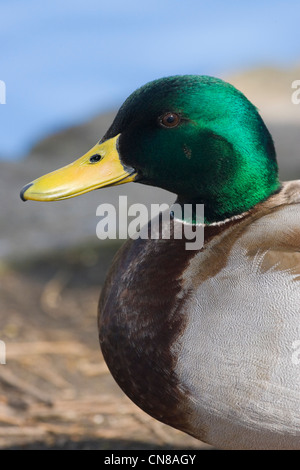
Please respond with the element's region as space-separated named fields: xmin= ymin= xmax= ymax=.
xmin=0 ymin=242 xmax=212 ymax=450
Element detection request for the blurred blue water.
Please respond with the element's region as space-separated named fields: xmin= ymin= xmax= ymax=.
xmin=1 ymin=0 xmax=299 ymax=160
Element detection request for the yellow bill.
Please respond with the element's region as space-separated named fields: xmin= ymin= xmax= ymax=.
xmin=20 ymin=134 xmax=137 ymax=201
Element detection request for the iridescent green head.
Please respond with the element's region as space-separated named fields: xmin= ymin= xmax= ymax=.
xmin=21 ymin=75 xmax=280 ymax=224
xmin=108 ymin=75 xmax=279 ymax=223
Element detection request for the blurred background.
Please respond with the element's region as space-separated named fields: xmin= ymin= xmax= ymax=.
xmin=0 ymin=0 xmax=299 ymax=449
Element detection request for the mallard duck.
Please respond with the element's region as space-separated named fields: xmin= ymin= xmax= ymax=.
xmin=20 ymin=75 xmax=300 ymax=450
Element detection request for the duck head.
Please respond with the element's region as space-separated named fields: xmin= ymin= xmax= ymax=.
xmin=20 ymin=75 xmax=280 ymax=224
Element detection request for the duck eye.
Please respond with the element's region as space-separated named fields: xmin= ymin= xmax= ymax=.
xmin=89 ymin=154 xmax=102 ymax=163
xmin=159 ymin=112 xmax=180 ymax=128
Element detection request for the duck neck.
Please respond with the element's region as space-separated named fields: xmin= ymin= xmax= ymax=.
xmin=176 ymin=173 xmax=281 ymax=225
